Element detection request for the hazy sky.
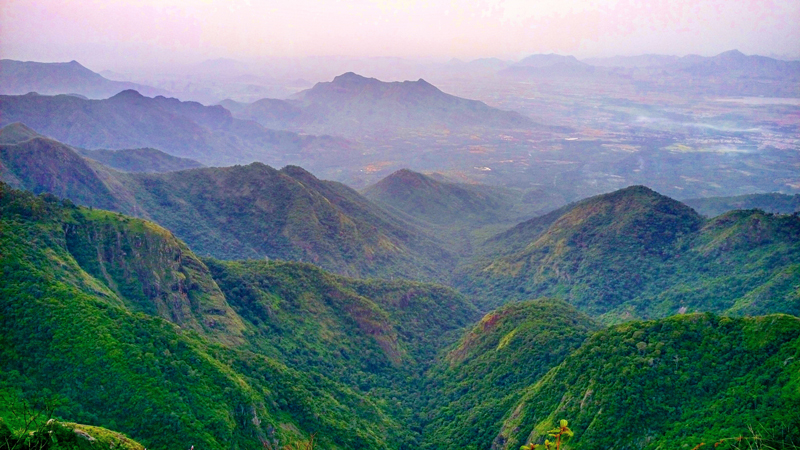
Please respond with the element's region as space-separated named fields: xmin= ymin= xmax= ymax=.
xmin=2 ymin=0 xmax=799 ymax=70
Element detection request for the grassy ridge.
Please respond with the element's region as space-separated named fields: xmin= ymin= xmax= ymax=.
xmin=76 ymin=147 xmax=204 ymax=173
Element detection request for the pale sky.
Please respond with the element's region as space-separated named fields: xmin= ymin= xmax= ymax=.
xmin=1 ymin=0 xmax=799 ymax=71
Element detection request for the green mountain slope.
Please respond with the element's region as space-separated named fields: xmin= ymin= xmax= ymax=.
xmin=493 ymin=313 xmax=800 ymax=450
xmin=0 ymin=132 xmax=455 ymax=280
xmin=0 ymin=182 xmax=478 ymax=449
xmin=456 ymin=186 xmax=800 ymax=321
xmin=122 ymin=163 xmax=455 ymax=280
xmin=684 ymin=192 xmax=800 ymax=217
xmin=207 ymin=259 xmax=478 ymax=372
xmin=207 ymin=258 xmax=479 ymax=442
xmin=420 ymin=299 xmax=599 ymax=449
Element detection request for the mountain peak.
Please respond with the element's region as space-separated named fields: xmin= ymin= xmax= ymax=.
xmin=717 ymin=49 xmax=746 ymax=58
xmin=331 ymin=72 xmax=378 ymax=85
xmin=411 ymin=78 xmax=439 ymax=91
xmin=572 ymin=185 xmax=701 ymax=221
xmin=372 ymin=168 xmax=436 ymax=190
xmin=0 ymin=122 xmax=42 ymax=144
xmin=280 ymin=164 xmax=319 ymax=182
xmin=110 ymin=89 xmax=145 ymax=100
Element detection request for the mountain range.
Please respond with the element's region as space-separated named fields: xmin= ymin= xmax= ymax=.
xmin=456 ymin=185 xmax=800 ymax=321
xmin=220 ymin=72 xmax=535 ymax=137
xmin=1 ymin=67 xmax=799 ymax=450
xmin=499 ymin=50 xmax=800 ymax=96
xmin=684 ymin=192 xmax=800 ymax=217
xmin=0 ymin=59 xmax=166 ymax=98
xmin=0 ymin=183 xmax=477 ymax=449
xmin=0 ymin=90 xmax=352 ymax=168
xmin=3 ymin=124 xmax=798 ymax=322
xmin=0 ymin=121 xmax=205 ymax=174
xmin=0 ymin=125 xmax=454 ymax=281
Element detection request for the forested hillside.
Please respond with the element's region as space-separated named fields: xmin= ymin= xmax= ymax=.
xmin=420 ymin=299 xmax=599 ymax=449
xmin=3 ymin=167 xmax=800 ymax=450
xmin=493 ymin=313 xmax=800 ymax=450
xmin=0 ymin=183 xmax=475 ymax=449
xmin=456 ymin=186 xmax=800 ymax=321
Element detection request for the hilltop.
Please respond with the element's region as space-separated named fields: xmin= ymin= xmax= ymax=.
xmin=361 ymin=168 xmax=553 ymax=255
xmin=362 ymin=169 xmax=523 ymax=228
xmin=0 ymin=121 xmax=204 ymax=173
xmin=675 ymin=49 xmax=800 ymax=78
xmin=499 ymin=53 xmax=597 ymax=78
xmin=0 ymin=129 xmax=132 ymax=211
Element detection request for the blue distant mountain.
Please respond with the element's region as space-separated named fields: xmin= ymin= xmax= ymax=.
xmin=0 ymin=59 xmax=168 ymax=98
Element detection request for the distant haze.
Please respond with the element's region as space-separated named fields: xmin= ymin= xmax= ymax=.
xmin=1 ymin=0 xmax=799 ymax=71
